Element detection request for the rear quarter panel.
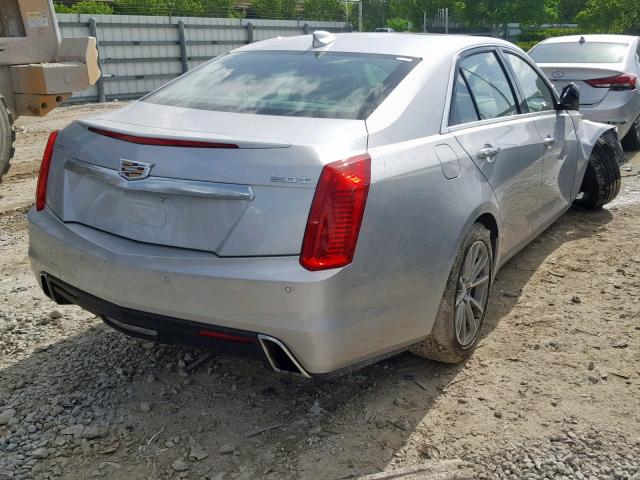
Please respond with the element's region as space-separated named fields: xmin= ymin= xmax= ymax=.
xmin=350 ymin=56 xmax=500 ymax=339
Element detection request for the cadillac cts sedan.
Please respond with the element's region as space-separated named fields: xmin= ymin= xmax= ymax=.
xmin=530 ymin=34 xmax=640 ymax=150
xmin=28 ymin=33 xmax=621 ymax=378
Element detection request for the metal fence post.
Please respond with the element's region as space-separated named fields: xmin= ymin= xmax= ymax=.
xmin=178 ymin=20 xmax=189 ymax=73
xmin=246 ymin=22 xmax=254 ymax=43
xmin=88 ymin=17 xmax=106 ymax=103
xmin=303 ymin=23 xmax=310 ymax=35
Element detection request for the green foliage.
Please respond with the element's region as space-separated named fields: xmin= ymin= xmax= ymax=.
xmin=386 ymin=17 xmax=410 ymax=31
xmin=362 ymin=0 xmax=392 ymax=31
xmin=388 ymin=0 xmax=458 ymax=32
xmin=518 ymin=27 xmax=579 ymax=42
xmin=302 ymin=0 xmax=351 ymax=22
xmin=54 ymin=1 xmax=114 ymax=14
xmin=575 ymin=0 xmax=640 ymax=34
xmin=557 ymin=0 xmax=586 ymax=22
xmin=251 ymin=0 xmax=297 ymax=19
xmin=515 ymin=40 xmax=539 ymax=51
xmin=459 ymin=0 xmax=552 ymax=27
xmin=111 ymin=0 xmax=237 ymax=17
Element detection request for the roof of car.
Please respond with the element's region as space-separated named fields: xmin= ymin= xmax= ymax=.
xmin=235 ymin=33 xmax=518 ymax=59
xmin=537 ymin=34 xmax=637 ymax=45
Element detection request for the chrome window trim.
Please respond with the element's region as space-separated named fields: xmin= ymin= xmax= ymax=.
xmin=66 ymin=157 xmax=255 ymax=201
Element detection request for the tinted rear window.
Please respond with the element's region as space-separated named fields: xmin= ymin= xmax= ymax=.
xmin=529 ymin=42 xmax=629 ymax=64
xmin=144 ymin=51 xmax=420 ymax=120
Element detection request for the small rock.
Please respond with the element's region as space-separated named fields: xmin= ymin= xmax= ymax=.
xmin=309 ymin=400 xmax=323 ymax=416
xmin=61 ymin=425 xmax=84 ymax=438
xmin=571 ymin=296 xmax=581 ymax=304
xmin=82 ymin=425 xmax=100 ymax=439
xmin=394 ymin=418 xmax=411 ymax=431
xmin=502 ymin=290 xmax=519 ymax=298
xmin=139 ymin=402 xmax=152 ymax=412
xmin=49 ymin=310 xmax=62 ymax=319
xmin=31 ymin=447 xmax=48 ymax=459
xmin=494 ymin=411 xmax=503 ymax=419
xmin=218 ymin=443 xmax=236 ymax=455
xmin=588 ymin=362 xmax=595 ymax=371
xmin=171 ymin=459 xmax=189 ymax=472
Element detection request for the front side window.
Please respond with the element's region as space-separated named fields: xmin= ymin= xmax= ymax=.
xmin=505 ymin=53 xmax=555 ymax=113
xmin=144 ymin=51 xmax=420 ymax=120
xmin=458 ymin=52 xmax=518 ymax=121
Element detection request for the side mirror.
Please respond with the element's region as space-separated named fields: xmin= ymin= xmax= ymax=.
xmin=558 ymin=83 xmax=580 ymax=111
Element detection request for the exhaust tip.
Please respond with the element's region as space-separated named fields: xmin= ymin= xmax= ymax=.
xmin=258 ymin=334 xmax=311 ymax=378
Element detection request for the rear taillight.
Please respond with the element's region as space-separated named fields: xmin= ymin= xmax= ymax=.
xmin=88 ymin=127 xmax=239 ymax=148
xmin=300 ymin=154 xmax=371 ymax=271
xmin=585 ymin=73 xmax=637 ymax=90
xmin=35 ymin=130 xmax=59 ymax=211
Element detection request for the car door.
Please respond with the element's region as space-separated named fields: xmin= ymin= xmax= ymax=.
xmin=449 ymin=49 xmax=545 ymax=257
xmin=502 ymin=50 xmax=577 ymax=222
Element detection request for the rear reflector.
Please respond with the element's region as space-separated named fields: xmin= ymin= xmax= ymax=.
xmin=36 ymin=130 xmax=59 ymax=211
xmin=300 ymin=154 xmax=371 ymax=271
xmin=88 ymin=127 xmax=239 ymax=149
xmin=585 ymin=74 xmax=637 ymax=90
xmin=197 ymin=330 xmax=255 ymax=344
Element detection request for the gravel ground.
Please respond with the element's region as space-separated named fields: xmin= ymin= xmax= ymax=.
xmin=1 ymin=105 xmax=640 ymax=480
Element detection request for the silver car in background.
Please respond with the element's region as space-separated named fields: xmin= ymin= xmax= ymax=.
xmin=28 ymin=33 xmax=622 ymax=378
xmin=530 ymin=34 xmax=640 ymax=150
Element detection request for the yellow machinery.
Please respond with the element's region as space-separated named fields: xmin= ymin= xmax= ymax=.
xmin=0 ymin=0 xmax=100 ymax=182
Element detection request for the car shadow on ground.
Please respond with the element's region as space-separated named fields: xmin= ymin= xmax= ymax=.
xmin=0 ymin=206 xmax=614 ymax=480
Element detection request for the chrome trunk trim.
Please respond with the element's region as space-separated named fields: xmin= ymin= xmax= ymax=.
xmin=66 ymin=157 xmax=254 ymax=200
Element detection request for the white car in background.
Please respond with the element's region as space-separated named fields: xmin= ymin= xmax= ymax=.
xmin=529 ymin=34 xmax=640 ymax=150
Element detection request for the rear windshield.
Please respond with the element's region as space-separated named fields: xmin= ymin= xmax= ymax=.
xmin=143 ymin=51 xmax=420 ymax=120
xmin=529 ymin=42 xmax=629 ymax=64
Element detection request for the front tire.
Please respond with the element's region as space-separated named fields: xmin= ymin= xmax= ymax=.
xmin=0 ymin=95 xmax=15 ymax=185
xmin=411 ymin=223 xmax=493 ymax=364
xmin=574 ymin=137 xmax=621 ymax=210
xmin=622 ymin=115 xmax=640 ymax=151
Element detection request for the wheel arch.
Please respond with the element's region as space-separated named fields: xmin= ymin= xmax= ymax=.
xmin=571 ymin=119 xmax=622 ymax=200
xmin=476 ymin=212 xmax=499 ymax=262
xmin=454 ymin=202 xmax=501 ymax=274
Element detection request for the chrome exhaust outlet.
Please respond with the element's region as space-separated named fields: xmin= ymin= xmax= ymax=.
xmin=258 ymin=334 xmax=311 ymax=378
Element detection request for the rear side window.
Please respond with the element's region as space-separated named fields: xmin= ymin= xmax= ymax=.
xmin=449 ymin=72 xmax=479 ymax=126
xmin=529 ymin=42 xmax=629 ymax=63
xmin=458 ymin=52 xmax=518 ymax=121
xmin=505 ymin=53 xmax=555 ymax=112
xmin=144 ymin=51 xmax=420 ymax=120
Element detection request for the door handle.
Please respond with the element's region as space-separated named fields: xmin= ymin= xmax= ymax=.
xmin=478 ymin=144 xmax=501 ymax=161
xmin=543 ymin=136 xmax=556 ymax=147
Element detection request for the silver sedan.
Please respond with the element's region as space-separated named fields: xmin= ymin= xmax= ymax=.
xmin=28 ymin=33 xmax=621 ymax=377
xmin=530 ymin=34 xmax=640 ymax=150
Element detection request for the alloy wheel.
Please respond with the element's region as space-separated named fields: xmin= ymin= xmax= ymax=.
xmin=454 ymin=240 xmax=491 ymax=347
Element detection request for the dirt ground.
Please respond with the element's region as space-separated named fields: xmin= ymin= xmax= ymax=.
xmin=1 ymin=104 xmax=639 ymax=480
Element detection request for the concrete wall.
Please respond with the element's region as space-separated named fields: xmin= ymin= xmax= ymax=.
xmin=57 ymin=14 xmax=351 ymax=103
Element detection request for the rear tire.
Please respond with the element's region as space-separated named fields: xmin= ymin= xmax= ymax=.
xmin=411 ymin=223 xmax=493 ymax=364
xmin=574 ymin=137 xmax=621 ymax=210
xmin=0 ymin=95 xmax=16 ymax=185
xmin=622 ymin=115 xmax=640 ymax=151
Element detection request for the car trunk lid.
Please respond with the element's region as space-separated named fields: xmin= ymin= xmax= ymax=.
xmin=49 ymin=102 xmax=369 ymax=257
xmin=537 ymin=63 xmax=626 ymax=106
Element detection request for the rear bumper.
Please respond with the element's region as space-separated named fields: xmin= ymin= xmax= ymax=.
xmin=581 ymin=93 xmax=640 ymax=139
xmin=29 ymin=208 xmax=448 ymax=375
xmin=42 ymin=275 xmax=310 ymax=376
